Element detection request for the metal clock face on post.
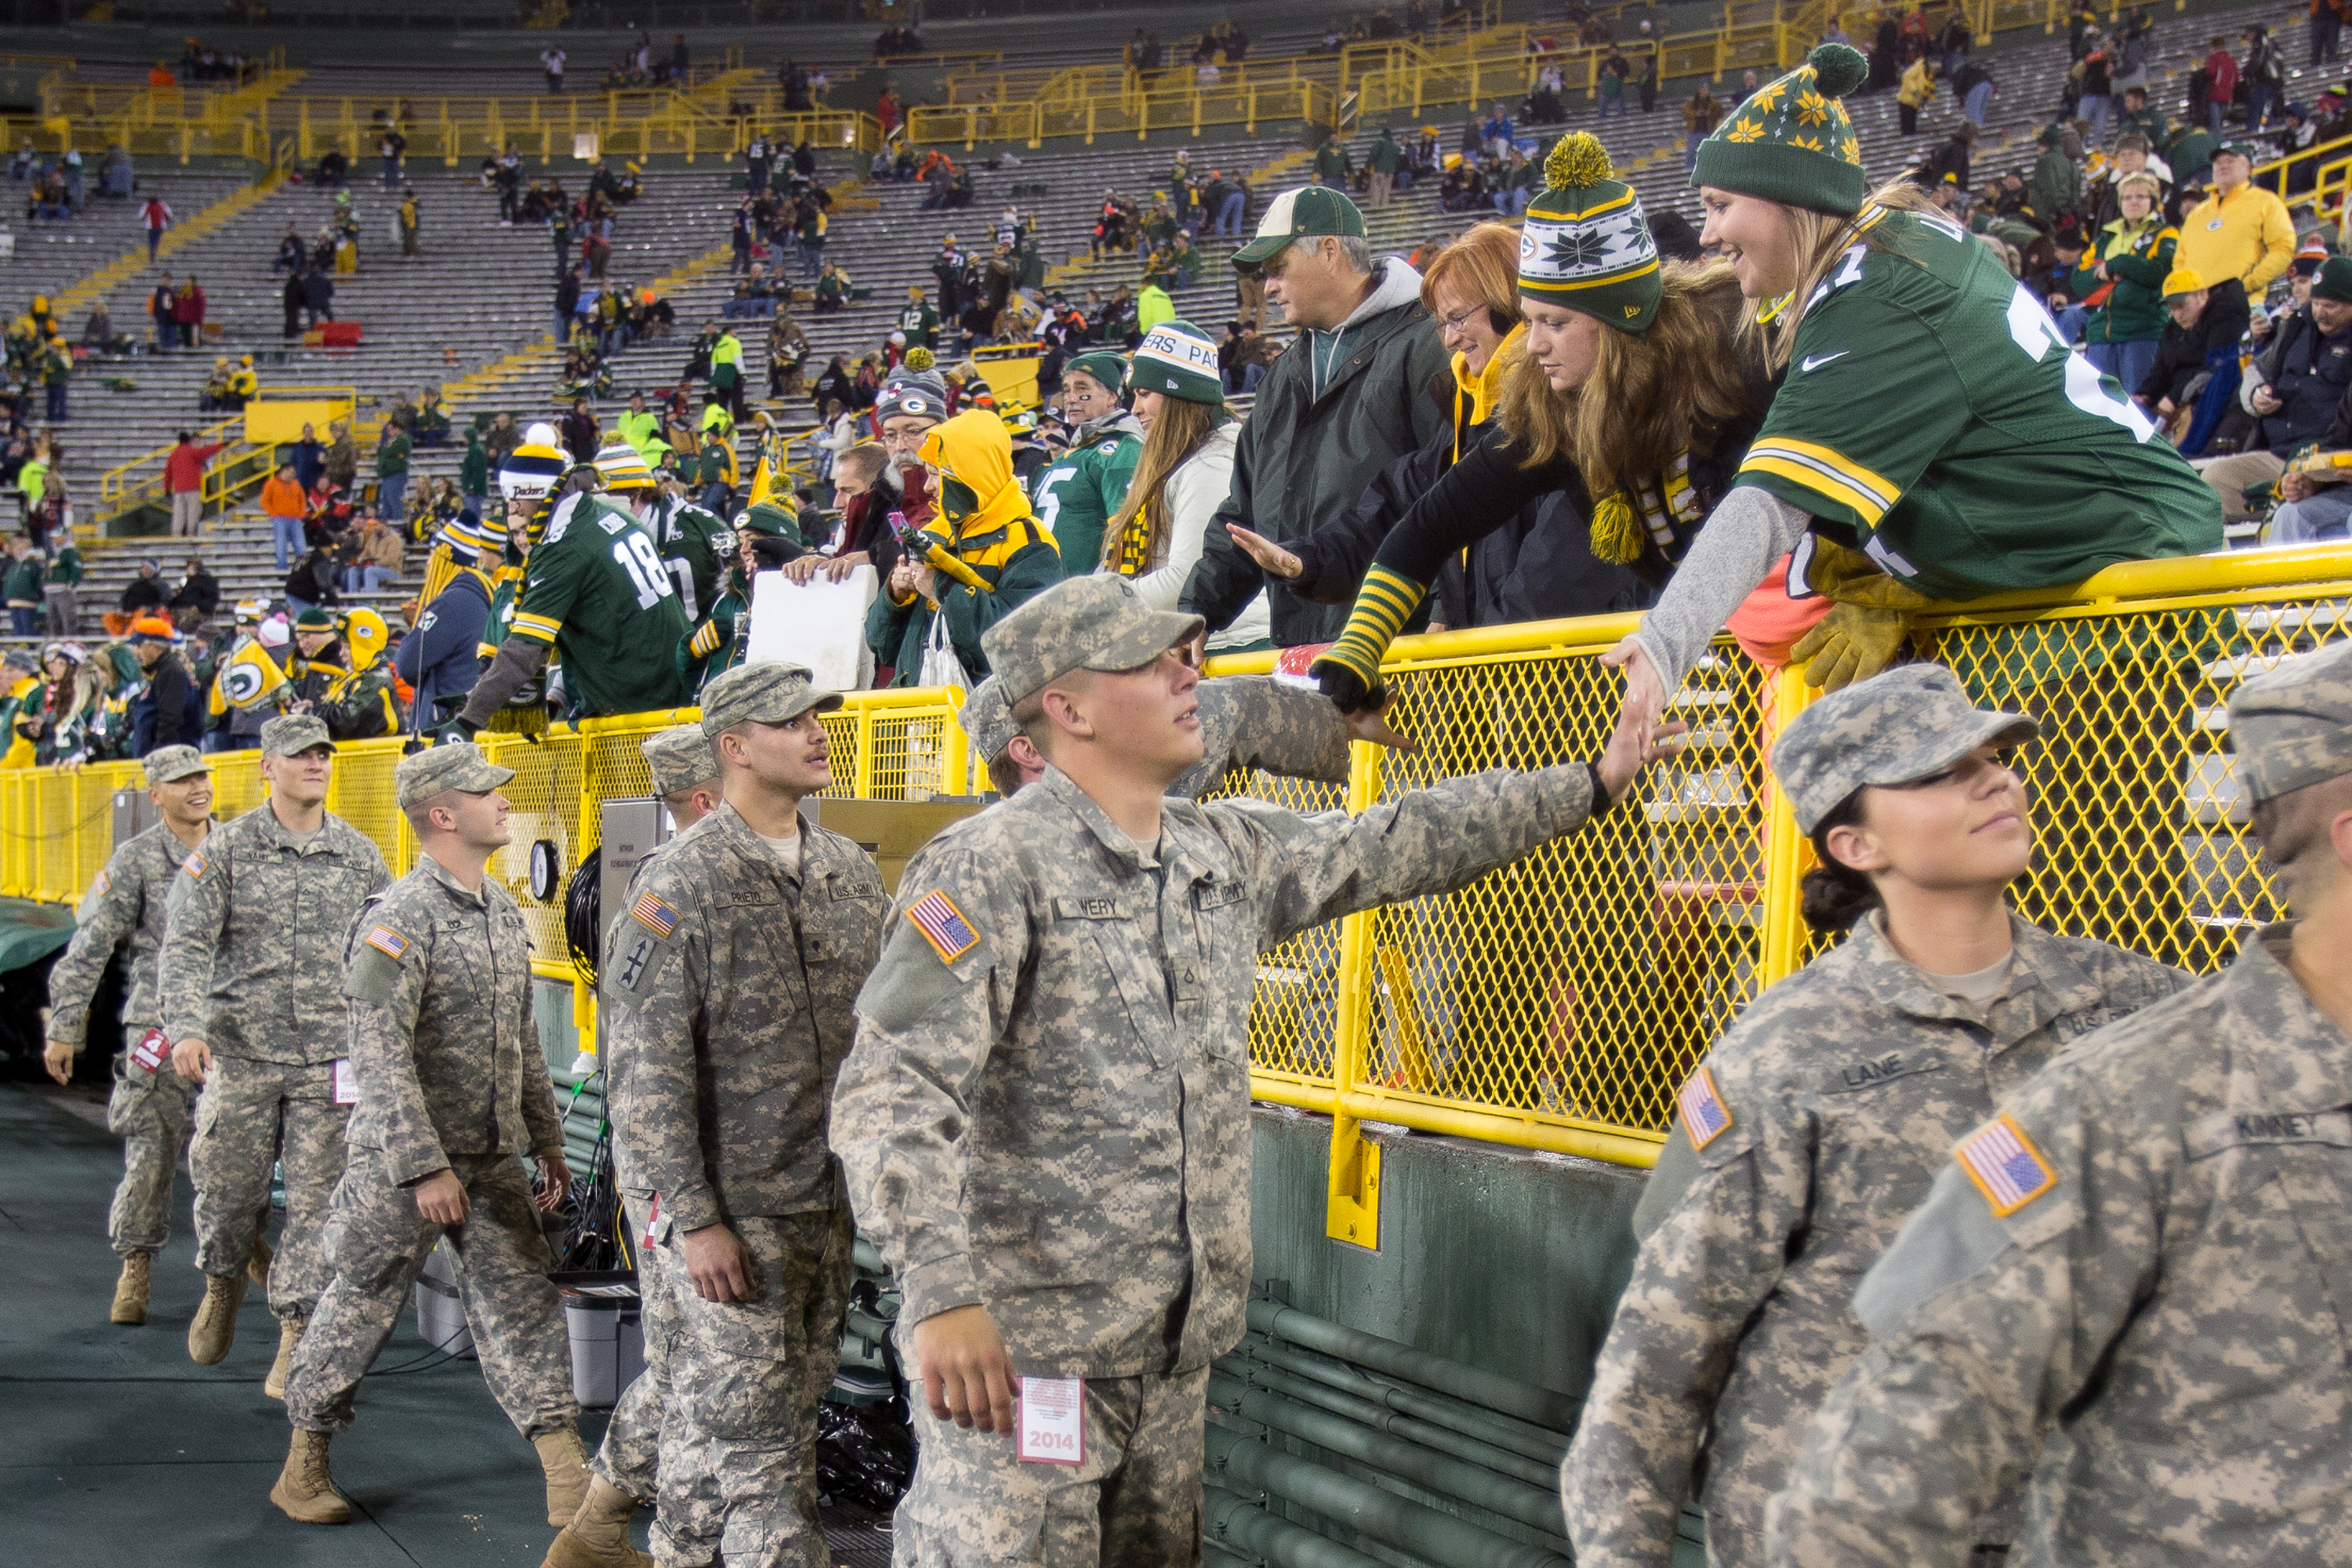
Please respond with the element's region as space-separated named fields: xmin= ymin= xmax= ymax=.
xmin=528 ymin=839 xmax=562 ymax=903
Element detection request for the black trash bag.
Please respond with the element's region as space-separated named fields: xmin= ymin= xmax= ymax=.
xmin=816 ymin=1400 xmax=916 ymax=1512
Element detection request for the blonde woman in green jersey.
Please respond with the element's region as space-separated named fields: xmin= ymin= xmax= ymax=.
xmin=1602 ymin=43 xmax=2224 ymax=730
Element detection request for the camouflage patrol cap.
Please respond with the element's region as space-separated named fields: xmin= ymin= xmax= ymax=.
xmin=698 ymin=659 xmax=844 ymax=738
xmin=141 ymin=745 xmax=208 ymax=786
xmin=960 ymin=676 xmax=1017 ymax=763
xmin=395 ymin=741 xmax=517 ymax=808
xmin=641 ymin=724 xmax=719 ymax=797
xmin=2227 ymin=640 xmax=2352 ymax=803
xmin=1771 ymin=664 xmax=2039 ymax=834
xmin=260 ymin=713 xmax=336 ymax=757
xmin=980 ymin=575 xmax=1204 ymax=706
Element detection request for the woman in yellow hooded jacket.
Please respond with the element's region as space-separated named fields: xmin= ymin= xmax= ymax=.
xmin=866 ymin=408 xmax=1065 ymax=686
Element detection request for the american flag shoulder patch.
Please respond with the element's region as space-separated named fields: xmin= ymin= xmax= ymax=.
xmin=1955 ymin=1113 xmax=2059 ymax=1218
xmin=906 ymin=889 xmax=980 ymax=965
xmin=89 ymin=869 xmax=110 ymax=898
xmin=184 ymin=849 xmax=207 ymax=879
xmin=1679 ymin=1065 xmax=1734 ymax=1152
xmin=364 ymin=926 xmax=409 ymax=960
xmin=632 ymin=892 xmax=683 ymax=939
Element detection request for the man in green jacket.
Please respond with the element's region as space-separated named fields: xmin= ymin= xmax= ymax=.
xmin=1312 ymin=130 xmax=1353 ymax=187
xmin=1030 ymin=350 xmax=1145 ymax=570
xmin=1367 ymin=126 xmax=1403 ymax=207
xmin=2028 ymin=125 xmax=2083 ymax=227
xmin=458 ymin=423 xmax=492 ymax=517
xmin=706 ymin=325 xmax=745 ymax=423
xmin=375 ymin=415 xmax=413 ymax=530
xmin=45 ymin=533 xmax=82 ymax=636
xmin=5 ymin=538 xmax=45 ymax=637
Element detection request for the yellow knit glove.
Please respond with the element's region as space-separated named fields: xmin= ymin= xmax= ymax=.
xmin=1793 ymin=601 xmax=1914 ymax=691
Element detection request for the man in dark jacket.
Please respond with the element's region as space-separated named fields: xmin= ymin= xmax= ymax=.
xmin=2199 ymin=254 xmax=2352 ymax=523
xmin=1181 ymin=186 xmax=1451 ymax=647
xmin=393 ymin=531 xmax=492 ymax=732
xmin=171 ymin=556 xmax=221 ymax=622
xmin=127 ymin=618 xmax=197 ymax=755
xmin=2135 ymin=269 xmax=2252 ymax=457
xmin=118 ymin=559 xmax=171 ymax=618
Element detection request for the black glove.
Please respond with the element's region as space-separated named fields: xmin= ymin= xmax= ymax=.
xmin=1312 ymin=657 xmax=1388 ymax=717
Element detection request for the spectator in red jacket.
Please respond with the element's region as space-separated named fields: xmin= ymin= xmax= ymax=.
xmin=2204 ymin=35 xmax=2239 ymax=133
xmin=163 ymin=430 xmax=223 ymax=538
xmin=169 ymin=275 xmax=205 ymax=350
xmin=140 ymin=194 xmax=173 ymax=263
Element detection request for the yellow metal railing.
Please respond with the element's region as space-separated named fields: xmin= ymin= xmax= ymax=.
xmin=267 ymin=96 xmax=879 ymax=166
xmin=7 ymin=548 xmax=2346 ymax=1230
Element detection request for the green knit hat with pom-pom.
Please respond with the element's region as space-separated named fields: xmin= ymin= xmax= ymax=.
xmin=1691 ymin=43 xmax=1870 ymax=215
xmin=1519 ymin=132 xmax=1663 ymax=333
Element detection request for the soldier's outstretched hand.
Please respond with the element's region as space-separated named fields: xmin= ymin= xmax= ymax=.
xmin=913 ymin=1303 xmax=1018 ymax=1436
xmin=1596 ymin=697 xmax=1685 ymax=805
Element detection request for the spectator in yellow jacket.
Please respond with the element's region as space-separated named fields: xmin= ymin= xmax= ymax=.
xmin=2175 ymin=141 xmax=2296 ymax=296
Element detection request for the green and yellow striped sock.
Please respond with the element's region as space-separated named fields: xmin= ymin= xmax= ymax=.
xmin=1317 ymin=564 xmax=1425 ymax=694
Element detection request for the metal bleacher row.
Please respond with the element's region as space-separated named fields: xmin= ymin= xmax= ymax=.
xmin=9 ymin=0 xmax=2331 ymax=658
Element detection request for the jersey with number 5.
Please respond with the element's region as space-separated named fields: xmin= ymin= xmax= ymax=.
xmin=1737 ymin=205 xmax=2223 ymax=602
xmin=511 ymin=492 xmax=691 ymax=717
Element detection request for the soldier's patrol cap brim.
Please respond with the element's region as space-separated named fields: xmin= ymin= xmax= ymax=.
xmin=1771 ymin=664 xmax=2039 ymax=835
xmin=141 ymin=745 xmax=209 ymax=785
xmin=961 ymin=676 xmax=1018 ymax=763
xmin=982 ymin=575 xmax=1203 ymax=708
xmin=394 ymin=741 xmax=517 ymax=808
xmin=698 ymin=659 xmax=845 ymax=735
xmin=2227 ymin=640 xmax=2352 ymax=803
xmin=259 ymin=713 xmax=336 ymax=758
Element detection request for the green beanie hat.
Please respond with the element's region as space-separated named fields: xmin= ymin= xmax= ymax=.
xmin=735 ymin=499 xmax=801 ymax=540
xmin=1519 ymin=132 xmax=1664 ymax=332
xmin=1128 ymin=319 xmax=1225 ymax=404
xmin=1065 ymin=350 xmax=1127 ymax=393
xmin=1690 ymin=44 xmax=1870 ymax=216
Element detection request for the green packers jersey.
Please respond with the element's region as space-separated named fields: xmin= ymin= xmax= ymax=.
xmin=511 ymin=493 xmax=691 ymax=718
xmin=649 ymin=495 xmax=728 ymax=622
xmin=1028 ymin=423 xmax=1142 ymax=573
xmin=676 ymin=583 xmax=749 ymax=695
xmin=1739 ymin=205 xmax=2223 ymax=601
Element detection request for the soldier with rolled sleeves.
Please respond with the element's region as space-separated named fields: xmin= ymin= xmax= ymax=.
xmin=42 ymin=745 xmax=223 ymax=1327
xmin=1766 ymin=641 xmax=2352 ymax=1568
xmin=595 ymin=661 xmax=885 ymax=1568
xmin=1561 ymin=666 xmax=2190 ymax=1568
xmin=543 ymin=722 xmax=725 ymax=1568
xmin=274 ymin=742 xmax=590 ymax=1530
xmin=829 ymin=574 xmax=1673 ymax=1566
xmin=162 ymin=712 xmax=391 ymax=1393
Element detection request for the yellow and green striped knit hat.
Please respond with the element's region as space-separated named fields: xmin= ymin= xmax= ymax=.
xmin=1519 ymin=132 xmax=1662 ymax=333
xmin=1691 ymin=43 xmax=1870 ymax=216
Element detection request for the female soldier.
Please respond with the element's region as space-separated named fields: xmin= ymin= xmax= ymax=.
xmin=1227 ymin=218 xmax=1648 ymax=633
xmin=1245 ymin=136 xmax=1778 ymax=708
xmin=1560 ymin=665 xmax=2190 ymax=1568
xmin=1103 ymin=318 xmax=1269 ymax=652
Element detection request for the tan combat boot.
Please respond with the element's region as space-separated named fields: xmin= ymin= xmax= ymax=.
xmin=110 ymin=1253 xmax=151 ymax=1326
xmin=247 ymin=1232 xmax=273 ymax=1290
xmin=187 ymin=1271 xmax=247 ymax=1364
xmin=533 ymin=1427 xmax=593 ymax=1528
xmin=270 ymin=1429 xmax=353 ymax=1525
xmin=539 ymin=1476 xmax=652 ymax=1568
xmin=263 ymin=1312 xmax=306 ymax=1402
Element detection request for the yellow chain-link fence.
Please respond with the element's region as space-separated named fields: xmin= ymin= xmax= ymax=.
xmin=5 ymin=547 xmax=2348 ymax=1193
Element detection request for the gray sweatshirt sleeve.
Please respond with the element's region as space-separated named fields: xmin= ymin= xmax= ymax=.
xmin=1629 ymin=487 xmax=1813 ymax=692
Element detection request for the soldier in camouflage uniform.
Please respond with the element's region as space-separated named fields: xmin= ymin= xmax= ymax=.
xmin=274 ymin=742 xmax=589 ymax=1528
xmin=1767 ymin=643 xmax=2352 ymax=1567
xmin=544 ymin=724 xmax=724 ymax=1568
xmin=42 ymin=746 xmax=218 ymax=1326
xmin=831 ymin=575 xmax=1670 ymax=1566
xmin=1560 ymin=666 xmax=2190 ymax=1568
xmin=597 ymin=661 xmax=885 ymax=1568
xmin=162 ymin=713 xmax=393 ymax=1391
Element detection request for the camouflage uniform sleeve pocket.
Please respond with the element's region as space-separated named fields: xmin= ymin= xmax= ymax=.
xmin=344 ymin=924 xmax=412 ymax=1005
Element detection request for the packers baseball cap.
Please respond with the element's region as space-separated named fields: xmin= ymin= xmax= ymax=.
xmin=1770 ymin=664 xmax=2039 ymax=834
xmin=980 ymin=575 xmax=1203 ymax=706
xmin=1232 ymin=185 xmax=1368 ymax=272
xmin=395 ymin=740 xmax=516 ymax=808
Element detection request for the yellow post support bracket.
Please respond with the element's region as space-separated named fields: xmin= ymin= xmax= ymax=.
xmin=1756 ymin=663 xmax=1816 ymax=989
xmin=1325 ymin=733 xmax=1388 ymax=1250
